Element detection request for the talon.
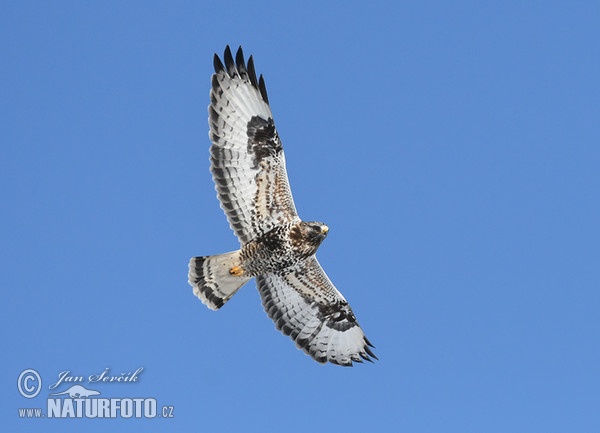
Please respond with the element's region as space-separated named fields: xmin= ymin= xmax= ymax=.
xmin=229 ymin=265 xmax=244 ymax=276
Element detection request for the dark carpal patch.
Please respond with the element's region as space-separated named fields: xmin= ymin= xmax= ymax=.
xmin=247 ymin=116 xmax=282 ymax=167
xmin=317 ymin=301 xmax=358 ymax=332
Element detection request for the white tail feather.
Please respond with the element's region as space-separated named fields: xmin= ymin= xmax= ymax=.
xmin=188 ymin=250 xmax=252 ymax=310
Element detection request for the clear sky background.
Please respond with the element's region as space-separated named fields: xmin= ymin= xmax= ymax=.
xmin=2 ymin=1 xmax=599 ymax=432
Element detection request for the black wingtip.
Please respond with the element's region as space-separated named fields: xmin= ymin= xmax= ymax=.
xmin=258 ymin=74 xmax=269 ymax=104
xmin=365 ymin=336 xmax=376 ymax=348
xmin=213 ymin=46 xmax=269 ymax=104
xmin=365 ymin=337 xmax=379 ymax=362
xmin=213 ymin=52 xmax=225 ymax=73
xmin=235 ymin=46 xmax=248 ymax=78
xmin=247 ymin=55 xmax=259 ymax=87
xmin=223 ymin=45 xmax=236 ymax=77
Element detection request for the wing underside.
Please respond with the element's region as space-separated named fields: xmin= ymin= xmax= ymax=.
xmin=256 ymin=257 xmax=376 ymax=366
xmin=209 ymin=46 xmax=298 ymax=244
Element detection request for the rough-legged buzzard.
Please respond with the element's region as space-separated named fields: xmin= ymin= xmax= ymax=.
xmin=188 ymin=46 xmax=376 ymax=366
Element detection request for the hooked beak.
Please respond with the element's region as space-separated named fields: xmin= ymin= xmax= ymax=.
xmin=321 ymin=225 xmax=329 ymax=235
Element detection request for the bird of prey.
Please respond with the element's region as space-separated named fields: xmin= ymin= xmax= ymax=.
xmin=188 ymin=46 xmax=376 ymax=366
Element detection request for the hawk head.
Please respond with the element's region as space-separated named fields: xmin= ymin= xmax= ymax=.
xmin=290 ymin=221 xmax=329 ymax=258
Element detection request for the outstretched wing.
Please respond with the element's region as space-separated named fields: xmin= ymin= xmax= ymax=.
xmin=257 ymin=257 xmax=377 ymax=366
xmin=209 ymin=46 xmax=298 ymax=244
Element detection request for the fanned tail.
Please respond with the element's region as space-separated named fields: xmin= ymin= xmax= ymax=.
xmin=188 ymin=251 xmax=252 ymax=310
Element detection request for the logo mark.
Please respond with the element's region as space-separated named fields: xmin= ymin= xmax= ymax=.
xmin=18 ymin=369 xmax=42 ymax=399
xmin=50 ymin=384 xmax=101 ymax=398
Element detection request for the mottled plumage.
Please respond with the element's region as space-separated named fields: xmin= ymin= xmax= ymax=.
xmin=188 ymin=46 xmax=376 ymax=366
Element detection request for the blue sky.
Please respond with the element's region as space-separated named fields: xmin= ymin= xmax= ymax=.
xmin=2 ymin=1 xmax=599 ymax=432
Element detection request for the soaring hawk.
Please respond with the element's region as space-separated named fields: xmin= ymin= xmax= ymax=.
xmin=188 ymin=46 xmax=376 ymax=366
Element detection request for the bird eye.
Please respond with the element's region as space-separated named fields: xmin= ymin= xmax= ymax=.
xmin=311 ymin=224 xmax=321 ymax=232
xmin=312 ymin=224 xmax=328 ymax=234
